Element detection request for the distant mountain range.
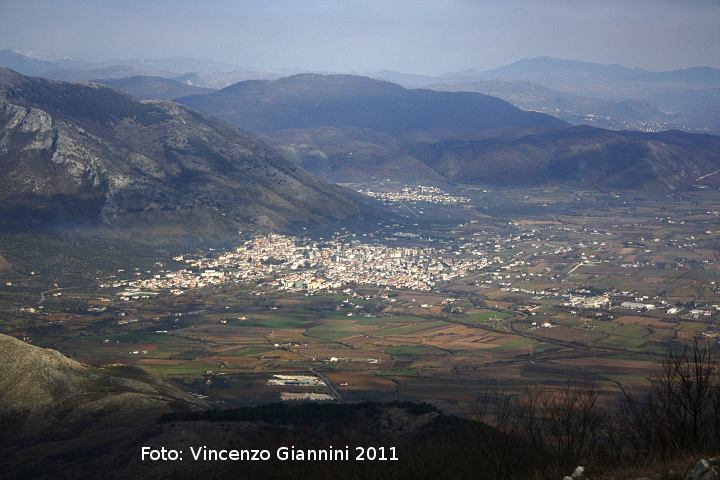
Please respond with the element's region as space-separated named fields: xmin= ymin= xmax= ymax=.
xmin=427 ymin=79 xmax=672 ymax=132
xmin=0 ymin=49 xmax=242 ymax=76
xmin=374 ymin=57 xmax=720 ymax=90
xmin=468 ymin=57 xmax=720 ymax=95
xmin=0 ymin=49 xmax=60 ymax=75
xmin=0 ymin=68 xmax=373 ymax=238
xmin=0 ymin=49 xmax=288 ymax=88
xmin=373 ymin=57 xmax=720 ymax=136
xmin=94 ymin=75 xmax=215 ymax=100
xmin=175 ymin=73 xmax=720 ymax=189
xmin=1 ymin=49 xmax=717 ymax=135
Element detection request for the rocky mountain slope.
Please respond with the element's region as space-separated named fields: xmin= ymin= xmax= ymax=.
xmin=0 ymin=331 xmax=204 ymax=476
xmin=0 ymin=68 xmax=372 ymax=238
xmin=0 ymin=335 xmax=195 ymax=478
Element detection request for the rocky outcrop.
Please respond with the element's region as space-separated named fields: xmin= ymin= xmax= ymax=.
xmin=687 ymin=458 xmax=720 ymax=480
xmin=563 ymin=466 xmax=586 ymax=480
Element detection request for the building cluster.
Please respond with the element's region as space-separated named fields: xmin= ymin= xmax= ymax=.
xmin=358 ymin=185 xmax=471 ymax=205
xmin=267 ymin=374 xmax=326 ymax=387
xmin=105 ymin=233 xmax=490 ymax=296
xmin=564 ymin=294 xmax=611 ymax=309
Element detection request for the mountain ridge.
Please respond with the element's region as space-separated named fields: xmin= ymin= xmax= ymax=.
xmin=0 ymin=67 xmax=374 ymax=238
xmin=95 ymin=75 xmax=216 ymax=100
xmin=413 ymin=125 xmax=720 ymax=190
xmin=177 ymin=73 xmax=568 ymax=133
xmin=175 ymin=72 xmax=720 ymax=189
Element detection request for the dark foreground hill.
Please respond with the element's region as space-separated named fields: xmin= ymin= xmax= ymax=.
xmin=0 ymin=333 xmax=203 ymax=424
xmin=0 ymin=335 xmax=536 ymax=480
xmin=0 ymin=68 xmax=375 ymax=240
xmin=1 ymin=335 xmax=717 ymax=480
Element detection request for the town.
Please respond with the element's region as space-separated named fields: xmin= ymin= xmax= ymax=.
xmin=106 ymin=232 xmax=490 ymax=296
xmin=357 ymin=185 xmax=472 ymax=205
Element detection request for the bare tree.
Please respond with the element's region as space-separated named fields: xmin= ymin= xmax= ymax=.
xmin=648 ymin=340 xmax=718 ymax=456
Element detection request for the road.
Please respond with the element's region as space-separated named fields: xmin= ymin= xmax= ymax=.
xmin=38 ymin=287 xmax=63 ymax=305
xmin=311 ymin=366 xmax=343 ymax=402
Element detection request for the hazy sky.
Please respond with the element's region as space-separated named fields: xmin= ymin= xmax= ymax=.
xmin=0 ymin=0 xmax=718 ymax=74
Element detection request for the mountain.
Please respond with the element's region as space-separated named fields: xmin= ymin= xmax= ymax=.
xmin=0 ymin=49 xmax=59 ymax=76
xmin=478 ymin=56 xmax=646 ymax=80
xmin=427 ymin=79 xmax=673 ymax=132
xmin=95 ymin=75 xmax=216 ymax=100
xmin=41 ymin=65 xmax=180 ymax=82
xmin=91 ymin=56 xmax=239 ymax=74
xmin=646 ymin=66 xmax=720 ymax=84
xmin=0 ymin=332 xmax=204 ymax=475
xmin=176 ymin=73 xmax=568 ymax=182
xmin=0 ymin=68 xmax=372 ymax=238
xmin=644 ymin=88 xmax=720 ymax=135
xmin=399 ymin=58 xmax=720 ymax=135
xmin=178 ymin=73 xmax=567 ymax=133
xmin=441 ymin=57 xmax=720 ymax=101
xmin=413 ymin=126 xmax=720 ymax=190
xmin=0 ymin=50 xmax=177 ymax=81
xmin=368 ymin=69 xmax=438 ymax=88
xmin=171 ymin=69 xmax=287 ymax=89
xmin=176 ymin=73 xmax=720 ymax=189
xmin=0 ymin=49 xmax=288 ymax=90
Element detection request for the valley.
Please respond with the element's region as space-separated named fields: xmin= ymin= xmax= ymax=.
xmin=2 ymin=183 xmax=717 ymax=415
xmin=1 ymin=3 xmax=719 ymax=478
